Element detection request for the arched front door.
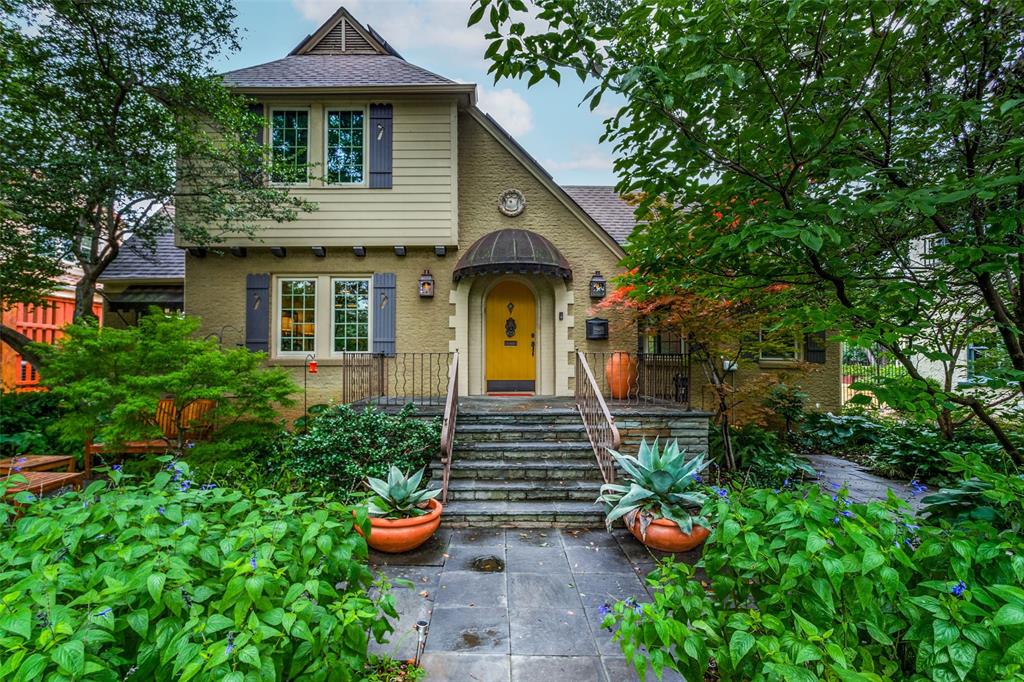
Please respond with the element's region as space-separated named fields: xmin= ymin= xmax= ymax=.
xmin=485 ymin=280 xmax=536 ymax=393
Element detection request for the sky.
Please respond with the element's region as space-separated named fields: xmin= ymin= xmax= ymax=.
xmin=215 ymin=0 xmax=622 ymax=186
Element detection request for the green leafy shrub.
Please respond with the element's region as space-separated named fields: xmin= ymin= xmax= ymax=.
xmin=764 ymin=382 xmax=808 ymax=437
xmin=922 ymin=453 xmax=1024 ymax=532
xmin=0 ymin=461 xmax=397 ymax=681
xmin=797 ymin=412 xmax=886 ymax=452
xmin=0 ymin=390 xmax=65 ymax=457
xmin=609 ymin=482 xmax=1024 ymax=681
xmin=710 ymin=425 xmax=815 ymax=487
xmin=38 ymin=313 xmax=296 ymax=455
xmin=181 ymin=421 xmax=297 ymax=493
xmin=290 ymin=404 xmax=440 ymax=494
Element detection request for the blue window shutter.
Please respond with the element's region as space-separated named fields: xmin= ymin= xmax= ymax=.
xmin=248 ymin=102 xmax=264 ymax=145
xmin=369 ymin=104 xmax=393 ymax=189
xmin=373 ymin=272 xmax=396 ymax=356
xmin=804 ymin=332 xmax=827 ymax=364
xmin=246 ymin=273 xmax=271 ymax=353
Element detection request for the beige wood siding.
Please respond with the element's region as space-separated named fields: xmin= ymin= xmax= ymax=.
xmin=180 ymin=97 xmax=458 ymax=248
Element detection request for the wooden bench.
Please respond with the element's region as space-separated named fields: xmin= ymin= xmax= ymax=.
xmin=84 ymin=398 xmax=214 ymax=475
xmin=1 ymin=455 xmax=76 ymax=475
xmin=4 ymin=471 xmax=84 ymax=498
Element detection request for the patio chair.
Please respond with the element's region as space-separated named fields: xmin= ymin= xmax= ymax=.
xmin=3 ymin=470 xmax=84 ymax=500
xmin=1 ymin=454 xmax=76 ymax=475
xmin=84 ymin=398 xmax=215 ymax=476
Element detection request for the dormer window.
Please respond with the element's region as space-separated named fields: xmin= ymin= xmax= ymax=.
xmin=270 ymin=109 xmax=309 ymax=184
xmin=325 ymin=109 xmax=365 ymax=184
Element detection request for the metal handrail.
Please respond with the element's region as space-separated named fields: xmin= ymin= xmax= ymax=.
xmin=575 ymin=351 xmax=621 ymax=485
xmin=439 ymin=351 xmax=459 ymax=504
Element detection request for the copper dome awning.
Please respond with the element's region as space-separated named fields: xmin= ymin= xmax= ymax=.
xmin=453 ymin=229 xmax=572 ymax=281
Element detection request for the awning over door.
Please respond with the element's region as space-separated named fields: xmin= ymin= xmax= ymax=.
xmin=452 ymin=229 xmax=572 ymax=281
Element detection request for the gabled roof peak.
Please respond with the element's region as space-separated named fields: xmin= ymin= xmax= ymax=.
xmin=290 ymin=6 xmax=389 ymax=57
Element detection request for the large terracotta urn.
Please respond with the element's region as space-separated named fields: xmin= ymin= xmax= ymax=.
xmin=363 ymin=499 xmax=443 ymax=553
xmin=604 ymin=352 xmax=638 ymax=400
xmin=630 ymin=513 xmax=710 ymax=552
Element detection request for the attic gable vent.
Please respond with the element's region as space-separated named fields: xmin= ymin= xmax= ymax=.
xmin=294 ymin=9 xmax=388 ymax=56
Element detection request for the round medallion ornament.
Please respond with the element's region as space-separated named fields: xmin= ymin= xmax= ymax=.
xmin=497 ymin=189 xmax=526 ymax=217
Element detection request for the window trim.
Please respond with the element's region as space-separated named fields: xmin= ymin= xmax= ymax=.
xmin=268 ymin=107 xmax=312 ymax=187
xmin=758 ymin=329 xmax=800 ymax=362
xmin=329 ymin=276 xmax=373 ymax=355
xmin=323 ymin=107 xmax=369 ymax=187
xmin=276 ymin=277 xmax=318 ymax=357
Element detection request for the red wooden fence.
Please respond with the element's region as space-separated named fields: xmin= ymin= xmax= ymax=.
xmin=1 ymin=295 xmax=103 ymax=392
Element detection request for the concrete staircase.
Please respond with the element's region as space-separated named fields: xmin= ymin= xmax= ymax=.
xmin=431 ymin=405 xmax=607 ymax=528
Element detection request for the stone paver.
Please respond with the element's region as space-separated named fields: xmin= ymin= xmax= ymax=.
xmin=369 ymin=526 xmax=692 ymax=681
xmin=807 ymin=453 xmax=925 ymax=510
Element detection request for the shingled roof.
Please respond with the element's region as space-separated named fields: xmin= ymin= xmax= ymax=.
xmin=221 ymin=54 xmax=454 ymax=89
xmin=560 ymin=185 xmax=640 ymax=246
xmin=220 ymin=7 xmax=463 ymax=91
xmin=100 ymin=231 xmax=184 ymax=282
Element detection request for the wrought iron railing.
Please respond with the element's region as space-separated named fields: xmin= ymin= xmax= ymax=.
xmin=440 ymin=351 xmax=459 ymax=504
xmin=335 ymin=352 xmax=454 ymax=406
xmin=579 ymin=351 xmax=690 ymax=406
xmin=575 ymin=351 xmax=622 ymax=485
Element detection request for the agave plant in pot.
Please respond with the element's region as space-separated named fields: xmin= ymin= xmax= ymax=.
xmin=362 ymin=466 xmax=443 ymax=553
xmin=597 ymin=438 xmax=710 ymax=552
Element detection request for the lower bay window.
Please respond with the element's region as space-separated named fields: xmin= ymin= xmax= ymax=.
xmin=276 ymin=275 xmax=371 ymax=357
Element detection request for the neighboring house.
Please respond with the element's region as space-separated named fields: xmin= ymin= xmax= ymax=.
xmin=1 ymin=271 xmax=103 ymax=392
xmin=175 ymin=6 xmax=841 ymax=413
xmin=99 ymin=229 xmax=185 ymax=328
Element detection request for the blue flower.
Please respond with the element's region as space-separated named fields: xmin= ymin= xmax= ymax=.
xmin=250 ymin=554 xmax=258 ymax=571
xmin=12 ymin=466 xmax=20 ymax=473
xmin=910 ymin=480 xmax=928 ymax=496
xmin=180 ymin=480 xmax=192 ymax=493
xmin=841 ymin=510 xmax=854 ymax=518
xmin=157 ymin=506 xmax=165 ymax=515
xmin=112 ymin=464 xmax=122 ymax=472
xmin=16 ymin=457 xmax=27 ymax=463
xmin=226 ymin=632 xmax=235 ymax=655
xmin=951 ymin=580 xmax=967 ymax=598
xmin=832 ymin=515 xmax=841 ymax=525
xmin=829 ymin=482 xmax=841 ymax=491
xmin=711 ymin=486 xmax=729 ymax=498
xmin=201 ymin=483 xmax=216 ymax=491
xmin=693 ymin=474 xmax=703 ymax=483
xmin=783 ymin=478 xmax=791 ymax=488
xmin=597 ymin=603 xmax=612 ymax=617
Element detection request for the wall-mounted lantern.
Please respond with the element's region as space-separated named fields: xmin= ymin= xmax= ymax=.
xmin=418 ymin=270 xmax=435 ymax=298
xmin=589 ymin=271 xmax=607 ymax=299
xmin=306 ymin=354 xmax=318 ymax=374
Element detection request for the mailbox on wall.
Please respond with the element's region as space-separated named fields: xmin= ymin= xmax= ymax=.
xmin=586 ymin=318 xmax=609 ymax=340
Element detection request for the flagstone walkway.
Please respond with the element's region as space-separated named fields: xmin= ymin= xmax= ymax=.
xmin=806 ymin=453 xmax=925 ymax=511
xmin=369 ymin=527 xmax=695 ymax=682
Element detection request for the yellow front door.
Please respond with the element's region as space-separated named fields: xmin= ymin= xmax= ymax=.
xmin=485 ymin=281 xmax=536 ymax=393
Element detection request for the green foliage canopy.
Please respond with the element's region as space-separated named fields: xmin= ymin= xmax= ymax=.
xmin=472 ymin=0 xmax=1024 ymax=463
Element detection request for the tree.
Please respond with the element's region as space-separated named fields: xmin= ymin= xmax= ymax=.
xmin=472 ymin=0 xmax=1024 ymax=464
xmin=0 ymin=0 xmax=312 ymax=366
xmin=598 ymin=278 xmax=812 ymax=470
xmin=38 ymin=313 xmax=296 ymax=456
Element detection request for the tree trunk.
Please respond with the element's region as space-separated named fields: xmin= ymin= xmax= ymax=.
xmin=74 ymin=270 xmax=101 ymax=320
xmin=0 ymin=323 xmax=44 ymax=370
xmin=719 ymin=411 xmax=736 ymax=471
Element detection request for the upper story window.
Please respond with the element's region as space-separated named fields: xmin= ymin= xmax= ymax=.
xmin=270 ymin=109 xmax=309 ymax=184
xmin=325 ymin=110 xmax=365 ymax=184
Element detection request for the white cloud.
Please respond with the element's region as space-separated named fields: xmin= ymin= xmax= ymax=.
xmin=542 ymin=146 xmax=615 ymax=174
xmin=477 ymin=87 xmax=534 ymax=137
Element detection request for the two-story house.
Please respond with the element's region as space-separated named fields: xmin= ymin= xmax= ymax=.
xmin=179 ymin=6 xmax=636 ymax=406
xmin=165 ymin=6 xmax=840 ymax=416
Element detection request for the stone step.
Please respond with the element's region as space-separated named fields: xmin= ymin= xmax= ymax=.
xmin=455 ymin=410 xmax=582 ymax=426
xmin=442 ymin=499 xmax=606 ymax=528
xmin=430 ymin=459 xmax=603 ymax=481
xmin=444 ymin=479 xmax=603 ymax=502
xmin=452 ymin=441 xmax=594 ymax=460
xmin=454 ymin=423 xmax=590 ymax=442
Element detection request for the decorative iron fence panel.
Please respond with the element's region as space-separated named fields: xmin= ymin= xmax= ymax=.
xmin=579 ymin=351 xmax=690 ymax=406
xmin=335 ymin=352 xmax=454 ymax=407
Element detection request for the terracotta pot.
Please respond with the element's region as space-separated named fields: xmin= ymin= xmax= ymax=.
xmin=629 ymin=512 xmax=710 ymax=552
xmin=604 ymin=352 xmax=638 ymax=400
xmin=363 ymin=498 xmax=443 ymax=553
